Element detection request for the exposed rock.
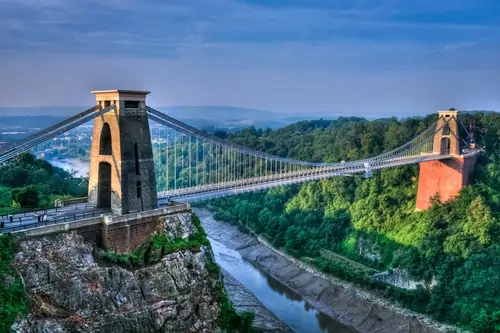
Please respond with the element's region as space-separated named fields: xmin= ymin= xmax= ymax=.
xmin=357 ymin=237 xmax=382 ymax=262
xmin=370 ymin=269 xmax=438 ymax=291
xmin=163 ymin=213 xmax=196 ymax=239
xmin=12 ymin=231 xmax=221 ymax=333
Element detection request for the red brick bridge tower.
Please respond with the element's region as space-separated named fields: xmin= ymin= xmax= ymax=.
xmin=415 ymin=110 xmax=478 ymax=210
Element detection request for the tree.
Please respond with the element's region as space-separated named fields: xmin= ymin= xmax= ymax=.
xmin=464 ymin=196 xmax=494 ymax=246
xmin=11 ymin=185 xmax=40 ymax=207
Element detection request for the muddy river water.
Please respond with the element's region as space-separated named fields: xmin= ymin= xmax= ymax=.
xmin=199 ymin=208 xmax=357 ymax=333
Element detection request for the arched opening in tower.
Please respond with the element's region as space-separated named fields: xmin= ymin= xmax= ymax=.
xmin=441 ymin=137 xmax=451 ymax=155
xmin=99 ymin=123 xmax=112 ymax=155
xmin=137 ymin=181 xmax=143 ymax=211
xmin=136 ymin=181 xmax=142 ymax=198
xmin=442 ymin=123 xmax=451 ymax=136
xmin=97 ymin=161 xmax=112 ymax=208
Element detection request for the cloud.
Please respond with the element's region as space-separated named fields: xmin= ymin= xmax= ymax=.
xmin=0 ymin=0 xmax=499 ymax=114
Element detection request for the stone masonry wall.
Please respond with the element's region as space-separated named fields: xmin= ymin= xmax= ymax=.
xmin=100 ymin=206 xmax=192 ymax=254
xmin=101 ymin=215 xmax=164 ymax=253
xmin=14 ymin=205 xmax=192 ymax=255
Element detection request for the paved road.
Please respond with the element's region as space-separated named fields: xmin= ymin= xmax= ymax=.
xmin=0 ymin=204 xmax=109 ymax=233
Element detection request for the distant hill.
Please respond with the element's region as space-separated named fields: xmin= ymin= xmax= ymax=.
xmin=0 ymin=116 xmax=66 ymax=130
xmin=0 ymin=106 xmax=342 ymax=132
xmin=0 ymin=106 xmax=86 ymax=117
xmin=161 ymin=106 xmax=277 ymax=121
xmin=157 ymin=106 xmax=343 ymax=129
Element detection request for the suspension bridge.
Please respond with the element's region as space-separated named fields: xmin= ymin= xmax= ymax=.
xmin=0 ymin=90 xmax=481 ymax=234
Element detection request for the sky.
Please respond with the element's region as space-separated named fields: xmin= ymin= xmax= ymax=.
xmin=0 ymin=0 xmax=499 ymax=116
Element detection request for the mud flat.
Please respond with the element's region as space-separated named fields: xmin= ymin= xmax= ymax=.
xmin=196 ymin=208 xmax=464 ymax=333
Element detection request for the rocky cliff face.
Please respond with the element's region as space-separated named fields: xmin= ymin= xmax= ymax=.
xmin=12 ymin=214 xmax=223 ymax=333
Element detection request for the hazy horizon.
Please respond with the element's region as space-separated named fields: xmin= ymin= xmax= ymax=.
xmin=0 ymin=105 xmax=496 ymax=121
xmin=1 ymin=0 xmax=499 ymax=116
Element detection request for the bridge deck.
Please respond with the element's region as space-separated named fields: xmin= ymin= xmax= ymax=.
xmin=0 ymin=151 xmax=481 ymax=233
xmin=0 ymin=204 xmax=109 ymax=233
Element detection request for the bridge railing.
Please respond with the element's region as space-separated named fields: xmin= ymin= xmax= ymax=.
xmin=0 ymin=208 xmax=107 ymax=233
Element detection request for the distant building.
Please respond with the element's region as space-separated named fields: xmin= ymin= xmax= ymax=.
xmin=0 ymin=142 xmax=8 ymax=149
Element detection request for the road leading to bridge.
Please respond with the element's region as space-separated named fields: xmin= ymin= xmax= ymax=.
xmin=0 ymin=204 xmax=109 ymax=233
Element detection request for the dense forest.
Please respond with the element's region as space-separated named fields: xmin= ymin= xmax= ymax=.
xmin=207 ymin=113 xmax=500 ymax=332
xmin=0 ymin=153 xmax=87 ymax=214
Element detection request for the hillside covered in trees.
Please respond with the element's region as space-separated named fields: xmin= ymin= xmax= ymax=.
xmin=208 ymin=113 xmax=500 ymax=332
xmin=0 ymin=153 xmax=87 ymax=214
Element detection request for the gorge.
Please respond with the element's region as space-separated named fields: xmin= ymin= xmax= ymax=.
xmin=1 ymin=111 xmax=500 ymax=332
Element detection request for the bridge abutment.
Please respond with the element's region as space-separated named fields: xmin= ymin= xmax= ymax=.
xmin=416 ymin=155 xmax=478 ymax=210
xmin=12 ymin=204 xmax=192 ymax=254
xmin=101 ymin=213 xmax=164 ymax=253
xmin=415 ymin=109 xmax=478 ymax=210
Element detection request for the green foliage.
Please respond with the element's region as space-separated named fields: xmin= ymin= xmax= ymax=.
xmin=11 ymin=185 xmax=40 ymax=207
xmin=0 ymin=235 xmax=28 ymax=332
xmin=0 ymin=152 xmax=87 ymax=212
xmin=208 ymin=112 xmax=500 ymax=332
xmin=100 ymin=216 xmax=209 ymax=268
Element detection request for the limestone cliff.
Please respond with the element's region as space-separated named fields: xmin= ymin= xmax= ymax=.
xmin=11 ymin=213 xmax=226 ymax=333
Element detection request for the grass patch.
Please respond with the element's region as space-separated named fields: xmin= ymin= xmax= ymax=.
xmin=0 ymin=234 xmax=28 ymax=333
xmin=100 ymin=234 xmax=207 ymax=268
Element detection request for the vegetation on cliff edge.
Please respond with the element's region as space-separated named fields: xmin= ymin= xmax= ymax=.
xmin=0 ymin=234 xmax=27 ymax=333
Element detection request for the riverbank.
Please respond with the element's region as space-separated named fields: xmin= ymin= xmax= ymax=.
xmin=195 ymin=208 xmax=465 ymax=333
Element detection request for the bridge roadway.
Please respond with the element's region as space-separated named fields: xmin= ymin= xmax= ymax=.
xmin=159 ymin=152 xmax=459 ymax=203
xmin=0 ymin=204 xmax=109 ymax=233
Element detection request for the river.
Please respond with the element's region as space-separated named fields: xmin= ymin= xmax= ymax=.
xmin=45 ymin=157 xmax=90 ymax=178
xmin=199 ymin=209 xmax=357 ymax=333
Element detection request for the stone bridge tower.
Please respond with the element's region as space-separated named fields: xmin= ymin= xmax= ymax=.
xmin=415 ymin=110 xmax=478 ymax=210
xmin=432 ymin=110 xmax=460 ymax=155
xmin=88 ymin=90 xmax=158 ymax=215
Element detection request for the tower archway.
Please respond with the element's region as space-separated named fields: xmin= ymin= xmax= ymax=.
xmin=97 ymin=161 xmax=112 ymax=208
xmin=441 ymin=137 xmax=451 ymax=155
xmin=99 ymin=123 xmax=112 ymax=155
